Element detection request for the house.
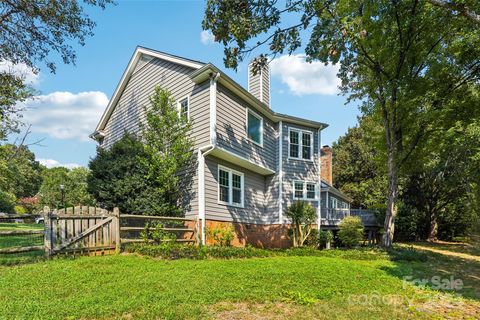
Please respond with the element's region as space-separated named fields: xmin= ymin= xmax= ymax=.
xmin=92 ymin=46 xmax=362 ymax=248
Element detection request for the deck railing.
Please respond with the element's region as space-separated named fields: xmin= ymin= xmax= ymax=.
xmin=321 ymin=208 xmax=380 ymax=226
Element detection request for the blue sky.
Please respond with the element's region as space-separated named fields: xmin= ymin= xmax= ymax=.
xmin=15 ymin=0 xmax=361 ymax=168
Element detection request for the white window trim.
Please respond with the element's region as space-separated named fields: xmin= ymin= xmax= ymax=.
xmin=217 ymin=165 xmax=244 ymax=208
xmin=292 ymin=181 xmax=318 ymax=201
xmin=287 ymin=127 xmax=314 ymax=161
xmin=246 ymin=108 xmax=264 ymax=147
xmin=177 ymin=95 xmax=190 ymax=122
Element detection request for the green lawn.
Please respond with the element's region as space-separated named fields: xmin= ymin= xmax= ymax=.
xmin=0 ymin=244 xmax=478 ymax=319
xmin=0 ymin=222 xmax=44 ymax=265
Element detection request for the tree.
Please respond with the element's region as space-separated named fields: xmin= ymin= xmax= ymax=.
xmin=332 ymin=116 xmax=386 ymax=209
xmin=285 ymin=201 xmax=316 ymax=247
xmin=203 ymin=0 xmax=480 ymax=247
xmin=88 ymin=87 xmax=196 ymax=216
xmin=88 ymin=133 xmax=152 ymax=214
xmin=0 ymin=0 xmax=113 ymax=140
xmin=38 ymin=167 xmax=95 ymax=209
xmin=141 ymin=87 xmax=196 ymax=216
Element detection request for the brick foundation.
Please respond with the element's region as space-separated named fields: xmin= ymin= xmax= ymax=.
xmin=206 ymin=220 xmax=291 ymax=248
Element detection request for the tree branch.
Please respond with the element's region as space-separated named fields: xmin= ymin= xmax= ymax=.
xmin=427 ymin=0 xmax=480 ymax=24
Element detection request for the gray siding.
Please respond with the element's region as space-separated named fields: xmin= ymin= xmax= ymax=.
xmin=216 ymin=83 xmax=277 ymax=170
xmin=99 ymin=56 xmax=211 ymax=218
xmin=204 ymin=155 xmax=278 ymax=224
xmin=248 ymin=64 xmax=270 ymax=106
xmin=281 ymin=122 xmax=320 ymax=212
xmin=101 ymin=57 xmax=210 ymax=149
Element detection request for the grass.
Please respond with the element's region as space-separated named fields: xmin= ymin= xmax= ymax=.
xmin=0 ymin=242 xmax=478 ymax=319
xmin=0 ymin=222 xmax=44 ymax=266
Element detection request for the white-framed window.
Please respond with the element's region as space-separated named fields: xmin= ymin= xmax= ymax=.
xmin=218 ymin=165 xmax=244 ymax=207
xmin=177 ymin=96 xmax=189 ymax=122
xmin=246 ymin=109 xmax=263 ymax=146
xmin=288 ymin=128 xmax=313 ymax=160
xmin=330 ymin=197 xmax=338 ymax=209
xmin=292 ymin=181 xmax=317 ymax=200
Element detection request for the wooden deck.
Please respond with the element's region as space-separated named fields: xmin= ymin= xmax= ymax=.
xmin=321 ymin=209 xmax=380 ymax=229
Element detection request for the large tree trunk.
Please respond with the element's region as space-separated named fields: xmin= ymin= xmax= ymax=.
xmin=427 ymin=208 xmax=438 ymax=241
xmin=382 ymin=149 xmax=398 ymax=248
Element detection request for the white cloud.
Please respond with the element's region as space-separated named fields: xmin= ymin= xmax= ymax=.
xmin=200 ymin=30 xmax=215 ymax=45
xmin=20 ymin=91 xmax=108 ymax=141
xmin=0 ymin=60 xmax=39 ymax=85
xmin=38 ymin=158 xmax=82 ymax=169
xmin=270 ymin=54 xmax=341 ymax=96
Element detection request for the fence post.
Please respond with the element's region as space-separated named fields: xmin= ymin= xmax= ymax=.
xmin=113 ymin=207 xmax=121 ymax=253
xmin=43 ymin=206 xmax=52 ymax=258
xmin=195 ymin=218 xmax=200 ymax=246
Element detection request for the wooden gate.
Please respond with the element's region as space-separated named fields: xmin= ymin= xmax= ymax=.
xmin=44 ymin=206 xmax=120 ymax=256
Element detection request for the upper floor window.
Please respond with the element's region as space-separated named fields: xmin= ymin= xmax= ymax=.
xmin=247 ymin=109 xmax=263 ymax=146
xmin=293 ymin=181 xmax=317 ymax=200
xmin=289 ymin=128 xmax=313 ymax=160
xmin=218 ymin=165 xmax=244 ymax=207
xmin=177 ymin=96 xmax=189 ymax=122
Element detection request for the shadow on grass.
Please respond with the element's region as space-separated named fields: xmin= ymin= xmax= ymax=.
xmin=382 ymin=244 xmax=480 ymax=301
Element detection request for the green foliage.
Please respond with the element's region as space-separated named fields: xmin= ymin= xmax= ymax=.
xmin=0 ymin=1 xmax=112 ymax=140
xmin=0 ymin=144 xmax=42 ymax=198
xmin=203 ymin=0 xmax=480 ymax=247
xmin=207 ymin=223 xmax=235 ymax=246
xmin=141 ymin=87 xmax=196 ymax=216
xmin=285 ymin=201 xmax=316 ymax=247
xmin=388 ymin=246 xmax=428 ymax=262
xmin=39 ymin=167 xmax=95 ymax=209
xmin=338 ymin=216 xmax=364 ymax=248
xmin=332 ymin=117 xmax=387 ymax=209
xmin=140 ymin=222 xmax=177 ymax=244
xmin=0 ymin=190 xmax=16 ymax=213
xmin=88 ymin=133 xmax=152 ymax=214
xmin=88 ymin=87 xmax=195 ymax=216
xmin=318 ymin=230 xmax=334 ymax=248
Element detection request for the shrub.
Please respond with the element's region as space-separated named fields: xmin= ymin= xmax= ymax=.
xmin=319 ymin=230 xmax=334 ymax=249
xmin=14 ymin=205 xmax=27 ymax=215
xmin=207 ymin=223 xmax=235 ymax=246
xmin=338 ymin=216 xmax=364 ymax=248
xmin=285 ymin=201 xmax=316 ymax=247
xmin=140 ymin=222 xmax=177 ymax=244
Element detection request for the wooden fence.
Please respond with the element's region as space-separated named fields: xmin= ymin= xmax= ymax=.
xmin=0 ymin=215 xmax=44 ymax=254
xmin=42 ymin=206 xmax=199 ymax=257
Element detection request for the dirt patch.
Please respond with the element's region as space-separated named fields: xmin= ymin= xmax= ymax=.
xmin=414 ymin=293 xmax=480 ymax=319
xmin=207 ymin=302 xmax=302 ymax=320
xmin=407 ymin=243 xmax=480 ymax=263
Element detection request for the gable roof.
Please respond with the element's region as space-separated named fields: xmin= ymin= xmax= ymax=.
xmin=92 ymin=46 xmax=205 ymax=137
xmin=91 ymin=47 xmax=327 ymax=139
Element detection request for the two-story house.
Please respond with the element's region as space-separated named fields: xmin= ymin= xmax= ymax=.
xmin=91 ymin=46 xmax=346 ymax=247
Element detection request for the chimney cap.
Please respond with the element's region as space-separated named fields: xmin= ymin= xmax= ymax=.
xmin=322 ymin=145 xmax=331 ymax=149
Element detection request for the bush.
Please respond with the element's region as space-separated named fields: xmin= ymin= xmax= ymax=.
xmin=124 ymin=243 xmax=388 ymax=261
xmin=338 ymin=216 xmax=364 ymax=248
xmin=140 ymin=222 xmax=177 ymax=244
xmin=14 ymin=205 xmax=27 ymax=215
xmin=319 ymin=230 xmax=334 ymax=248
xmin=207 ymin=223 xmax=235 ymax=246
xmin=285 ymin=201 xmax=316 ymax=247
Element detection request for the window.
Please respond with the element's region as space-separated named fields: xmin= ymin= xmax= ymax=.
xmin=330 ymin=197 xmax=338 ymax=209
xmin=289 ymin=130 xmax=299 ymax=158
xmin=289 ymin=128 xmax=313 ymax=160
xmin=218 ymin=166 xmax=244 ymax=207
xmin=177 ymin=97 xmax=189 ymax=121
xmin=293 ymin=181 xmax=317 ymax=200
xmin=294 ymin=182 xmax=304 ymax=199
xmin=247 ymin=109 xmax=263 ymax=145
xmin=306 ymin=183 xmax=316 ymax=199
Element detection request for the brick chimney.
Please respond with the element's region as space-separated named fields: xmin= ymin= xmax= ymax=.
xmin=248 ymin=57 xmax=270 ymax=106
xmin=321 ymin=145 xmax=333 ymax=185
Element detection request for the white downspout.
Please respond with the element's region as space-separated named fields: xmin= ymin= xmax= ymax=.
xmin=278 ymin=121 xmax=283 ymax=224
xmin=317 ymin=128 xmax=322 ymax=231
xmin=198 ymin=72 xmax=221 ymax=246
